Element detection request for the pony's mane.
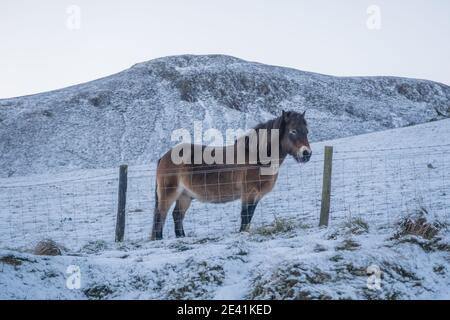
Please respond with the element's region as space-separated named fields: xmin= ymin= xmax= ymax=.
xmin=233 ymin=114 xmax=288 ymax=149
xmin=253 ymin=115 xmax=282 ymax=131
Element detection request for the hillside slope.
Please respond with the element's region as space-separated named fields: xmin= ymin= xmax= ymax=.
xmin=0 ymin=119 xmax=449 ymax=299
xmin=1 ymin=55 xmax=450 ymax=177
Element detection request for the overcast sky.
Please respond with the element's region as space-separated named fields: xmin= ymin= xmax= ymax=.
xmin=1 ymin=0 xmax=449 ymax=98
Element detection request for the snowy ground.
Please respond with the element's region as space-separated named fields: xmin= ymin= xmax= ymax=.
xmin=0 ymin=119 xmax=449 ymax=299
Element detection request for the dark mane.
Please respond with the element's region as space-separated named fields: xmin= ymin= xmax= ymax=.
xmin=253 ymin=116 xmax=282 ymax=131
xmin=232 ymin=115 xmax=286 ymax=161
xmin=233 ymin=115 xmax=284 ymax=147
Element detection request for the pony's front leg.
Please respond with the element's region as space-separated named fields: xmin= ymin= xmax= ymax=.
xmin=240 ymin=200 xmax=259 ymax=232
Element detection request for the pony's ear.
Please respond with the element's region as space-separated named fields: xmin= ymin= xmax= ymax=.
xmin=301 ymin=110 xmax=306 ymax=117
xmin=278 ymin=112 xmax=287 ymax=138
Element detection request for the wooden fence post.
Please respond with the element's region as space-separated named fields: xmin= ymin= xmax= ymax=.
xmin=115 ymin=164 xmax=128 ymax=242
xmin=319 ymin=146 xmax=333 ymax=227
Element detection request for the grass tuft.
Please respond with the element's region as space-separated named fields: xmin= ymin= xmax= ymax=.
xmin=0 ymin=255 xmax=23 ymax=266
xmin=394 ymin=207 xmax=444 ymax=240
xmin=344 ymin=217 xmax=369 ymax=235
xmin=253 ymin=217 xmax=307 ymax=237
xmin=33 ymin=239 xmax=62 ymax=256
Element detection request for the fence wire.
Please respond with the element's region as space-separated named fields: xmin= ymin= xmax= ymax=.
xmin=0 ymin=144 xmax=449 ymax=251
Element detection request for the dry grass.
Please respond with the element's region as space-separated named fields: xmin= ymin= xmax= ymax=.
xmin=33 ymin=239 xmax=62 ymax=256
xmin=394 ymin=207 xmax=443 ymax=240
xmin=254 ymin=219 xmax=294 ymax=236
xmin=253 ymin=217 xmax=307 ymax=237
xmin=84 ymin=285 xmax=114 ymax=300
xmin=248 ymin=262 xmax=333 ymax=300
xmin=0 ymin=255 xmax=23 ymax=266
xmin=344 ymin=217 xmax=369 ymax=235
xmin=335 ymin=239 xmax=361 ymax=251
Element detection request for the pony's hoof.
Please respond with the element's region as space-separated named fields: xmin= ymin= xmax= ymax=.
xmin=150 ymin=233 xmax=163 ymax=241
xmin=239 ymin=225 xmax=251 ymax=233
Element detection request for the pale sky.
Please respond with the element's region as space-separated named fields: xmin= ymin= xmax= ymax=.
xmin=1 ymin=0 xmax=449 ymax=98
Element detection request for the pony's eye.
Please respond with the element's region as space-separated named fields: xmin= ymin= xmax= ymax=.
xmin=290 ymin=129 xmax=297 ymax=134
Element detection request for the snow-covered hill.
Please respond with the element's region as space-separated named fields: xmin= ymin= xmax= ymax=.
xmin=1 ymin=119 xmax=449 ymax=299
xmin=1 ymin=55 xmax=450 ymax=177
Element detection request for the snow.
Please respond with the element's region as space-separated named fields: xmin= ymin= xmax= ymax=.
xmin=1 ymin=118 xmax=449 ymax=299
xmin=1 ymin=54 xmax=449 ymax=178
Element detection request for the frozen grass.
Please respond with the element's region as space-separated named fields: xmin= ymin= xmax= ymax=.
xmin=394 ymin=207 xmax=445 ymax=240
xmin=33 ymin=239 xmax=62 ymax=256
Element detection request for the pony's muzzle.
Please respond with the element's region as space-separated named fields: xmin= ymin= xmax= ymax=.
xmin=298 ymin=146 xmax=312 ymax=163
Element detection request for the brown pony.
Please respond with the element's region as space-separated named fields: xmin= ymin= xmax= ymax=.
xmin=151 ymin=110 xmax=312 ymax=240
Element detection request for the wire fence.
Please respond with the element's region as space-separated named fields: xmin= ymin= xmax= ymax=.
xmin=0 ymin=144 xmax=449 ymax=251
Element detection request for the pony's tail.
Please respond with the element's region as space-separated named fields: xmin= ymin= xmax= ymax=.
xmin=151 ymin=158 xmax=161 ymax=240
xmin=154 ymin=181 xmax=159 ymax=212
xmin=154 ymin=158 xmax=161 ymax=211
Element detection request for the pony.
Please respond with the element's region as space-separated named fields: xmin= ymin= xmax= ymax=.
xmin=151 ymin=110 xmax=311 ymax=240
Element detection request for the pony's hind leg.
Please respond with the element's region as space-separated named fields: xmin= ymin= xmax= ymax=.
xmin=172 ymin=194 xmax=192 ymax=238
xmin=151 ymin=176 xmax=180 ymax=240
xmin=240 ymin=200 xmax=259 ymax=232
xmin=151 ymin=207 xmax=165 ymax=240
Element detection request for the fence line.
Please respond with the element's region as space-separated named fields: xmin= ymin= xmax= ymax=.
xmin=0 ymin=144 xmax=449 ymax=250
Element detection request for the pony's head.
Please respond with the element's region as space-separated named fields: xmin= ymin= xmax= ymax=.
xmin=280 ymin=110 xmax=312 ymax=163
